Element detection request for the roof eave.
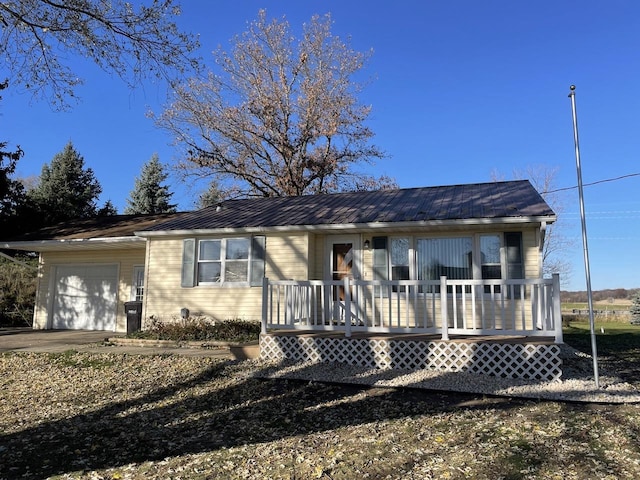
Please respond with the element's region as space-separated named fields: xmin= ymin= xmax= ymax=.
xmin=0 ymin=236 xmax=146 ymax=252
xmin=136 ymin=215 xmax=557 ymax=237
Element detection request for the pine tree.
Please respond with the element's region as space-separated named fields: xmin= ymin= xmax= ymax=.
xmin=124 ymin=154 xmax=177 ymax=214
xmin=197 ymin=180 xmax=224 ymax=209
xmin=28 ymin=142 xmax=102 ymax=226
xmin=0 ymin=81 xmax=29 ymax=235
xmin=97 ymin=200 xmax=118 ymax=216
xmin=631 ymin=293 xmax=640 ymax=325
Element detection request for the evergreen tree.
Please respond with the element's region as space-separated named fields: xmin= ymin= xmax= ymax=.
xmin=631 ymin=293 xmax=640 ymax=325
xmin=197 ymin=180 xmax=225 ymax=209
xmin=124 ymin=154 xmax=177 ymax=214
xmin=0 ymin=81 xmax=29 ymax=235
xmin=97 ymin=200 xmax=118 ymax=216
xmin=0 ymin=144 xmax=27 ymax=234
xmin=28 ymin=142 xmax=102 ymax=226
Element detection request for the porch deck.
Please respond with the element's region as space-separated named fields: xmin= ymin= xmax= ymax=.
xmin=259 ymin=275 xmax=563 ymax=381
xmin=262 ymin=329 xmax=557 ymax=344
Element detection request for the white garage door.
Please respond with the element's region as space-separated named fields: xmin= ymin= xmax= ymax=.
xmin=52 ymin=265 xmax=118 ymax=330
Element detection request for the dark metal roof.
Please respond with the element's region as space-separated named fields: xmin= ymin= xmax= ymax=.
xmin=143 ymin=180 xmax=555 ymax=232
xmin=2 ymin=213 xmax=184 ymax=243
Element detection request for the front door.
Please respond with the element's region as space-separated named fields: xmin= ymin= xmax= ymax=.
xmin=332 ymin=242 xmax=353 ymax=300
xmin=326 ymin=236 xmax=360 ymax=323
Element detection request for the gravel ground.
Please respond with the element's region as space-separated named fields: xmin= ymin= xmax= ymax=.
xmin=253 ymin=344 xmax=640 ymax=404
xmin=1 ymin=347 xmax=640 ymax=479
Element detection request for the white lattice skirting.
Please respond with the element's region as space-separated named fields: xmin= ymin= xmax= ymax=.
xmin=260 ymin=335 xmax=562 ymax=381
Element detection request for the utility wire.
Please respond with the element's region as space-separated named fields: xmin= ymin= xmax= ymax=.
xmin=547 ymin=172 xmax=640 ymax=194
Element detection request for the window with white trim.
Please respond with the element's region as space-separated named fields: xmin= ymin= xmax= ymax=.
xmin=375 ymin=233 xmax=523 ymax=292
xmin=198 ymin=238 xmax=250 ymax=284
xmin=181 ymin=236 xmax=265 ymax=287
xmin=390 ymin=237 xmax=410 ymax=292
xmin=417 ymin=237 xmax=473 ymax=281
xmin=131 ymin=265 xmax=145 ymax=301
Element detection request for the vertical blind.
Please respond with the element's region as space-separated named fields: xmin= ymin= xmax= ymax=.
xmin=417 ymin=237 xmax=473 ymax=280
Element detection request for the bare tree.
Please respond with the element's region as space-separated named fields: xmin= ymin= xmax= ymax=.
xmin=491 ymin=165 xmax=574 ymax=284
xmin=0 ymin=0 xmax=199 ymax=109
xmin=0 ymin=80 xmax=28 ymax=232
xmin=155 ymin=10 xmax=395 ymax=198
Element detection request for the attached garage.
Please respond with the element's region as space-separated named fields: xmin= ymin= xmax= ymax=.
xmin=0 ymin=213 xmax=182 ymax=331
xmin=52 ymin=264 xmax=118 ymax=331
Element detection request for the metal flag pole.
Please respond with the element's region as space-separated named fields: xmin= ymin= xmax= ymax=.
xmin=568 ymin=84 xmax=600 ymax=388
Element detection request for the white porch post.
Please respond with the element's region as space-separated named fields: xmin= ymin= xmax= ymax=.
xmin=344 ymin=276 xmax=352 ymax=338
xmin=552 ymin=273 xmax=563 ymax=344
xmin=261 ymin=277 xmax=269 ymax=335
xmin=440 ymin=276 xmax=449 ymax=341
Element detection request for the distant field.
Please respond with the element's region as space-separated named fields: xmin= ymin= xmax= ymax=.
xmin=562 ymin=300 xmax=631 ymax=325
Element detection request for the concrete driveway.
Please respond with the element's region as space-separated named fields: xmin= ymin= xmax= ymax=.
xmin=0 ymin=328 xmax=255 ymax=359
xmin=0 ymin=328 xmax=114 ymax=353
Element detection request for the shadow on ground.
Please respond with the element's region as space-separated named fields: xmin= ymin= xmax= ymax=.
xmin=1 ymin=355 xmax=639 ymax=479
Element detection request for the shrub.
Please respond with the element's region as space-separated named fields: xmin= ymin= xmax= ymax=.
xmin=0 ymin=256 xmax=37 ymax=327
xmin=562 ymin=311 xmax=631 ymax=327
xmin=631 ymin=293 xmax=640 ymax=325
xmin=129 ymin=316 xmax=260 ymax=343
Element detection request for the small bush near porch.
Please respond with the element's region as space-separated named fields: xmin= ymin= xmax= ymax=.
xmin=128 ymin=317 xmax=261 ymax=343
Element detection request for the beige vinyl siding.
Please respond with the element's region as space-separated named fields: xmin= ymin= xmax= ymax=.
xmin=34 ymin=247 xmax=146 ymax=331
xmin=265 ymin=233 xmax=309 ymax=281
xmin=141 ymin=225 xmax=544 ymax=326
xmin=144 ymin=233 xmax=311 ymax=323
xmin=310 ymin=233 xmax=325 ymax=280
xmin=359 ymin=294 xmax=538 ymax=330
xmin=522 ymin=228 xmax=540 ymax=278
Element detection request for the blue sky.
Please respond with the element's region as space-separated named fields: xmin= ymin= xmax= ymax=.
xmin=2 ymin=0 xmax=639 ymax=291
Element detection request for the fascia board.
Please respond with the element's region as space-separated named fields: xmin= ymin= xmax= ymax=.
xmin=135 ymin=215 xmax=557 ymax=238
xmin=0 ymin=236 xmax=146 ymax=252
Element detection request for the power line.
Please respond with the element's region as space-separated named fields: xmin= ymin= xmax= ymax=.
xmin=548 ymin=172 xmax=640 ymax=194
xmin=565 ymin=210 xmax=640 ymax=215
xmin=564 ymin=212 xmax=640 ymax=218
xmin=590 ymin=237 xmax=640 ymax=240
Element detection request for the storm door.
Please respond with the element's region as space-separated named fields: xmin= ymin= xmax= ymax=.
xmin=326 ymin=236 xmax=361 ymax=325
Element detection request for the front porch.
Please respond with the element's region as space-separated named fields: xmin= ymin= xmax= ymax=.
xmin=259 ymin=275 xmax=563 ymax=380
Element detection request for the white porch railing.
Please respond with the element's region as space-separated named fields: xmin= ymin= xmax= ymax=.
xmin=261 ymin=274 xmax=563 ymax=344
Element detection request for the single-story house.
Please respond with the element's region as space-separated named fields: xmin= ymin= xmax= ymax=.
xmin=1 ymin=180 xmax=563 ymax=380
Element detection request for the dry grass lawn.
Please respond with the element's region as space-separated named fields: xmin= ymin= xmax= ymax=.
xmin=1 ymin=347 xmax=640 ymax=480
